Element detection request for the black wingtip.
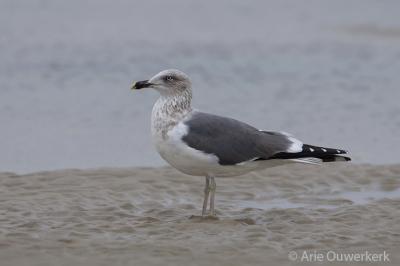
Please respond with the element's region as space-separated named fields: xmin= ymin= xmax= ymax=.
xmin=269 ymin=144 xmax=351 ymax=162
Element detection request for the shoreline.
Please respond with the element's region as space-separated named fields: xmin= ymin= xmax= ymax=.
xmin=3 ymin=161 xmax=400 ymax=176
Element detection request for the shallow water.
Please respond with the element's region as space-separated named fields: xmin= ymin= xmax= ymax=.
xmin=1 ymin=0 xmax=400 ymax=173
xmin=0 ymin=164 xmax=399 ymax=265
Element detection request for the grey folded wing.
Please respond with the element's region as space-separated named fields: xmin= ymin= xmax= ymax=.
xmin=181 ymin=112 xmax=297 ymax=165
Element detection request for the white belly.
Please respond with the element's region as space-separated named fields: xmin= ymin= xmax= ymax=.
xmin=153 ymin=122 xmax=219 ymax=176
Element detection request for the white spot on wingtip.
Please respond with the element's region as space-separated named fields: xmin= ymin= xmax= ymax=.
xmin=337 ymin=149 xmax=341 ymax=153
xmin=309 ymin=148 xmax=314 ymax=152
xmin=321 ymin=148 xmax=327 ymax=152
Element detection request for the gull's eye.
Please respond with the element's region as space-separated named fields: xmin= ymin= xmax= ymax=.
xmin=165 ymin=76 xmax=174 ymax=81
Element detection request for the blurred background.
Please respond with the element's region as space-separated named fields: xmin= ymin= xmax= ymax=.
xmin=1 ymin=0 xmax=400 ymax=173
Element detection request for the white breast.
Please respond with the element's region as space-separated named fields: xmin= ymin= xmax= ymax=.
xmin=152 ymin=120 xmax=220 ymax=176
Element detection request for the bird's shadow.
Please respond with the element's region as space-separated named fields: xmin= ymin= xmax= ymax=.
xmin=188 ymin=215 xmax=256 ymax=225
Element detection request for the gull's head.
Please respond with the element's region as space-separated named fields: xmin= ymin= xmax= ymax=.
xmin=131 ymin=69 xmax=192 ymax=96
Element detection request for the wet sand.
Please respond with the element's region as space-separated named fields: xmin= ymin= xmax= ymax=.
xmin=1 ymin=163 xmax=399 ymax=265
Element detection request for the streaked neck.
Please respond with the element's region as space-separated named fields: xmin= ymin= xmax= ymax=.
xmin=151 ymin=88 xmax=193 ymax=138
xmin=154 ymin=88 xmax=193 ymax=116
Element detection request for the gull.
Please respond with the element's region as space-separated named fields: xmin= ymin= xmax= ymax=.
xmin=131 ymin=69 xmax=350 ymax=216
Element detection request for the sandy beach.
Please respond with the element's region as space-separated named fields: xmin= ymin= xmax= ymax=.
xmin=1 ymin=163 xmax=399 ymax=265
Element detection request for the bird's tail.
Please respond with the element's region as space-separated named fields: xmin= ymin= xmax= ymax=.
xmin=270 ymin=144 xmax=351 ymax=163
